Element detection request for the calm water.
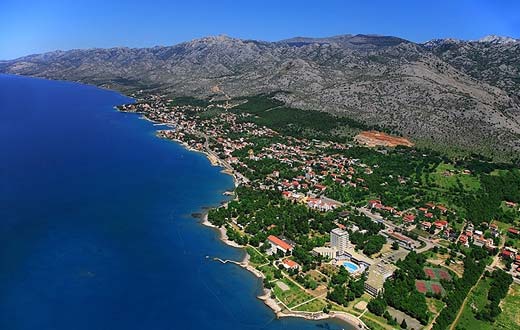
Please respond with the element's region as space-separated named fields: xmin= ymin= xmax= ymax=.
xmin=0 ymin=74 xmax=352 ymax=330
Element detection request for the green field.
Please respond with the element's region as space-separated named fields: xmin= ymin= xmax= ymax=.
xmin=361 ymin=311 xmax=395 ymax=330
xmin=429 ymin=163 xmax=481 ymax=192
xmin=494 ymin=283 xmax=520 ymax=329
xmin=293 ymin=297 xmax=326 ymax=312
xmin=272 ymin=278 xmax=315 ymax=309
xmin=245 ymin=246 xmax=268 ymax=266
xmin=455 ymin=277 xmax=493 ymax=330
xmin=257 ymin=264 xmax=277 ymax=279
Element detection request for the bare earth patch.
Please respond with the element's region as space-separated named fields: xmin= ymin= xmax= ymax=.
xmin=276 ymin=281 xmax=290 ymax=292
xmin=355 ymin=131 xmax=414 ymax=147
xmin=354 ymin=301 xmax=368 ymax=311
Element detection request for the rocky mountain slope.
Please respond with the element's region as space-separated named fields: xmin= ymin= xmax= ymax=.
xmin=1 ymin=34 xmax=519 ymax=158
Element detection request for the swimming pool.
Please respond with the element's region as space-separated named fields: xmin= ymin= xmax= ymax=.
xmin=343 ymin=261 xmax=360 ymax=273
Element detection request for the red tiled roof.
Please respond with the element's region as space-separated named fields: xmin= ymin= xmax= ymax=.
xmin=268 ymin=235 xmax=293 ymax=251
xmin=404 ymin=214 xmax=416 ymax=222
xmin=434 ymin=220 xmax=448 ymax=227
xmin=282 ymin=259 xmax=299 ymax=268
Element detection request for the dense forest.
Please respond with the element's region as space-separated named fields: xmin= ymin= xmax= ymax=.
xmin=383 ymin=252 xmax=430 ymax=324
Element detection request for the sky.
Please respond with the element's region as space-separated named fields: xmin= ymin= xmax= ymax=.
xmin=1 ymin=0 xmax=519 ymax=59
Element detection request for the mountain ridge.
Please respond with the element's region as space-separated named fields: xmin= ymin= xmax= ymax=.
xmin=1 ymin=34 xmax=519 ymax=159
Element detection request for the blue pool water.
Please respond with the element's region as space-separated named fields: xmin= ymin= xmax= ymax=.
xmin=0 ymin=74 xmax=353 ymax=330
xmin=343 ymin=261 xmax=360 ymax=273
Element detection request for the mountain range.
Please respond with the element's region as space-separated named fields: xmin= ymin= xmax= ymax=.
xmin=1 ymin=34 xmax=519 ymax=159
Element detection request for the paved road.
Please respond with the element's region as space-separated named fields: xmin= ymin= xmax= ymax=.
xmin=358 ymin=207 xmax=435 ymax=253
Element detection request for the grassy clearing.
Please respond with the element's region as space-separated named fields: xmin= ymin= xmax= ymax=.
xmin=245 ymin=246 xmax=268 ymax=266
xmin=429 ymin=163 xmax=481 ymax=192
xmin=272 ymin=278 xmax=314 ymax=309
xmin=198 ymin=107 xmax=225 ymax=119
xmin=426 ymin=297 xmax=445 ymax=314
xmin=258 ymin=264 xmax=276 ymax=279
xmin=361 ymin=311 xmax=395 ymax=330
xmin=494 ymin=283 xmax=520 ymax=329
xmin=454 ymin=277 xmax=493 ymax=330
xmin=293 ymin=298 xmax=326 ymax=312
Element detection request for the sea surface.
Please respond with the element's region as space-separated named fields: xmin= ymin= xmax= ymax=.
xmin=0 ymin=74 xmax=353 ymax=330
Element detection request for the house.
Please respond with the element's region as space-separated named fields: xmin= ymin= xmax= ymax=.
xmin=437 ymin=205 xmax=448 ymax=214
xmin=368 ymin=199 xmax=383 ymax=209
xmin=459 ymin=234 xmax=469 ymax=246
xmin=336 ymin=223 xmax=347 ymax=230
xmin=314 ymin=183 xmax=327 ymax=192
xmin=421 ymin=221 xmax=432 ymax=230
xmin=382 ymin=230 xmax=417 ymax=250
xmin=281 ymin=259 xmax=300 ymax=270
xmin=434 ymin=220 xmax=448 ymax=230
xmin=508 ymin=228 xmax=519 ymax=236
xmin=403 ymin=214 xmax=416 ymax=224
xmin=473 ymin=235 xmax=488 ymax=248
xmin=267 ymin=235 xmax=293 ymax=255
xmin=502 ymin=249 xmax=514 ymax=260
xmin=515 ymin=255 xmax=520 ymax=265
xmin=281 ymin=191 xmax=292 ymax=199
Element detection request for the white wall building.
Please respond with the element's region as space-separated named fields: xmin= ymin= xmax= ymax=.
xmin=331 ymin=228 xmax=350 ymax=254
xmin=312 ymin=246 xmax=338 ymax=259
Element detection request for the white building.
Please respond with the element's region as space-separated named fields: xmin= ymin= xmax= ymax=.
xmin=313 ymin=246 xmax=338 ymax=259
xmin=331 ymin=228 xmax=350 ymax=254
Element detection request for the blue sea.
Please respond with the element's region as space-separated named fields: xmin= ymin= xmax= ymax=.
xmin=0 ymin=74 xmax=352 ymax=330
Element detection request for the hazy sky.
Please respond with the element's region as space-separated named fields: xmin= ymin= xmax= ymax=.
xmin=1 ymin=0 xmax=519 ymax=59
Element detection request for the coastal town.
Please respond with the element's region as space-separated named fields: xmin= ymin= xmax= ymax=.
xmin=117 ymin=94 xmax=520 ymax=330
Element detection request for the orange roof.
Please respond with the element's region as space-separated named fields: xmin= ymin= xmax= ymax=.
xmin=268 ymin=235 xmax=293 ymax=251
xmin=282 ymin=259 xmax=299 ymax=268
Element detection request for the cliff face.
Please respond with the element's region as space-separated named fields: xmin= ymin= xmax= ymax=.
xmin=1 ymin=34 xmax=519 ymax=156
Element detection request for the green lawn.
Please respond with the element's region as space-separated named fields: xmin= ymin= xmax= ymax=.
xmin=258 ymin=264 xmax=277 ymax=280
xmin=454 ymin=277 xmax=494 ymax=330
xmin=429 ymin=163 xmax=481 ymax=192
xmin=245 ymin=246 xmax=268 ymax=265
xmin=494 ymin=284 xmax=520 ymax=329
xmin=361 ymin=311 xmax=394 ymax=330
xmin=272 ymin=278 xmax=314 ymax=309
xmin=293 ymin=298 xmax=326 ymax=312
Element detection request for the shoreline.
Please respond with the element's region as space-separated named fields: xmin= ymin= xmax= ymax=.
xmin=118 ymin=104 xmax=365 ymax=330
